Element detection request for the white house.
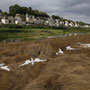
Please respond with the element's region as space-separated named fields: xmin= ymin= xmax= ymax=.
xmin=8 ymin=16 xmax=15 ymax=24
xmin=75 ymin=22 xmax=79 ymax=27
xmin=26 ymin=14 xmax=30 ymax=22
xmin=60 ymin=21 xmax=64 ymax=25
xmin=33 ymin=17 xmax=44 ymax=25
xmin=84 ymin=25 xmax=89 ymax=28
xmin=30 ymin=16 xmax=36 ymax=24
xmin=1 ymin=17 xmax=9 ymax=24
xmin=65 ymin=21 xmax=69 ymax=27
xmin=15 ymin=14 xmax=23 ymax=25
xmin=45 ymin=17 xmax=56 ymax=26
xmin=69 ymin=22 xmax=74 ymax=27
xmin=26 ymin=14 xmax=36 ymax=24
xmin=55 ymin=19 xmax=60 ymax=27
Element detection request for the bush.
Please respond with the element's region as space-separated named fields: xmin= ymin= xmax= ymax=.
xmin=0 ymin=24 xmax=22 ymax=29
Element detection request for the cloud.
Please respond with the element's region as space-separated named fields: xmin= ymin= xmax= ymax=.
xmin=0 ymin=0 xmax=90 ymax=23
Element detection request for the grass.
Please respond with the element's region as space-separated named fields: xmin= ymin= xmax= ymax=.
xmin=0 ymin=34 xmax=90 ymax=90
xmin=0 ymin=27 xmax=90 ymax=42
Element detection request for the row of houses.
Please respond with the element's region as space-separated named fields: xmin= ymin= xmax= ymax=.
xmin=0 ymin=13 xmax=89 ymax=27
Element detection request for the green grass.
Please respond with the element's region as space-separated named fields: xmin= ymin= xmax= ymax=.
xmin=0 ymin=27 xmax=90 ymax=42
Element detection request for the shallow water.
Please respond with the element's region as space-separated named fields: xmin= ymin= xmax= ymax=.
xmin=47 ymin=32 xmax=88 ymax=38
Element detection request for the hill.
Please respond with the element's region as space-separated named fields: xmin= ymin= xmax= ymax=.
xmin=0 ymin=4 xmax=89 ymax=27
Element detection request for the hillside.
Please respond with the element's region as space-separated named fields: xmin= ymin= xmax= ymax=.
xmin=0 ymin=4 xmax=89 ymax=27
xmin=0 ymin=34 xmax=90 ymax=90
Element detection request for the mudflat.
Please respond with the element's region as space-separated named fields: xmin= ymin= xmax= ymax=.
xmin=0 ymin=34 xmax=90 ymax=90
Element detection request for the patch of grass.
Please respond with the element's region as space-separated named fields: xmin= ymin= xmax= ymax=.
xmin=0 ymin=27 xmax=90 ymax=42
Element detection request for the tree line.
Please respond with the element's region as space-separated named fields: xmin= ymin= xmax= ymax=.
xmin=9 ymin=4 xmax=49 ymax=17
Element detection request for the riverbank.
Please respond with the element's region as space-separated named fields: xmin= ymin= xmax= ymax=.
xmin=0 ymin=27 xmax=90 ymax=42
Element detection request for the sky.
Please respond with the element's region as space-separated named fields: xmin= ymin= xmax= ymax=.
xmin=0 ymin=0 xmax=90 ymax=23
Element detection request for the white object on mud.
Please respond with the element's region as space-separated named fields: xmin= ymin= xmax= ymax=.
xmin=56 ymin=52 xmax=59 ymax=55
xmin=31 ymin=57 xmax=34 ymax=65
xmin=0 ymin=66 xmax=10 ymax=71
xmin=34 ymin=58 xmax=47 ymax=62
xmin=56 ymin=48 xmax=64 ymax=55
xmin=84 ymin=44 xmax=90 ymax=48
xmin=0 ymin=63 xmax=5 ymax=67
xmin=78 ymin=42 xmax=90 ymax=48
xmin=19 ymin=58 xmax=47 ymax=67
xmin=74 ymin=33 xmax=77 ymax=36
xmin=66 ymin=46 xmax=76 ymax=50
xmin=0 ymin=63 xmax=10 ymax=71
xmin=19 ymin=60 xmax=31 ymax=67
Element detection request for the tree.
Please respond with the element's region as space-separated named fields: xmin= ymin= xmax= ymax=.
xmin=27 ymin=7 xmax=33 ymax=15
xmin=2 ymin=12 xmax=8 ymax=16
xmin=9 ymin=4 xmax=33 ymax=16
xmin=33 ymin=10 xmax=39 ymax=16
xmin=78 ymin=21 xmax=85 ymax=26
xmin=39 ymin=11 xmax=49 ymax=17
xmin=9 ymin=4 xmax=49 ymax=17
xmin=52 ymin=15 xmax=60 ymax=19
xmin=9 ymin=4 xmax=21 ymax=16
xmin=33 ymin=10 xmax=49 ymax=17
xmin=0 ymin=9 xmax=2 ymax=13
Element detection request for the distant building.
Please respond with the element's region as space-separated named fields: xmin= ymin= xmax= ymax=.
xmin=34 ymin=17 xmax=44 ymax=25
xmin=8 ymin=16 xmax=15 ymax=24
xmin=65 ymin=21 xmax=69 ymax=27
xmin=1 ymin=17 xmax=9 ymax=24
xmin=69 ymin=22 xmax=74 ymax=27
xmin=75 ymin=22 xmax=79 ymax=27
xmin=15 ymin=14 xmax=23 ymax=25
xmin=60 ymin=21 xmax=64 ymax=25
xmin=45 ymin=17 xmax=56 ymax=26
xmin=84 ymin=25 xmax=89 ymax=28
xmin=55 ymin=19 xmax=60 ymax=27
xmin=26 ymin=14 xmax=30 ymax=22
xmin=26 ymin=14 xmax=35 ymax=24
xmin=0 ymin=13 xmax=88 ymax=27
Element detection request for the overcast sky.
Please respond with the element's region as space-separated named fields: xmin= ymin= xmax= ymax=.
xmin=0 ymin=0 xmax=90 ymax=23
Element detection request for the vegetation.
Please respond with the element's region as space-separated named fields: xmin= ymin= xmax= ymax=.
xmin=9 ymin=4 xmax=49 ymax=17
xmin=0 ymin=25 xmax=90 ymax=42
xmin=52 ymin=15 xmax=60 ymax=19
xmin=0 ymin=9 xmax=2 ymax=13
xmin=0 ymin=34 xmax=90 ymax=90
xmin=0 ymin=4 xmax=89 ymax=26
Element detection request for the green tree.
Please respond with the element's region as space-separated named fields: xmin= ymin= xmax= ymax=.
xmin=27 ymin=7 xmax=33 ymax=15
xmin=9 ymin=4 xmax=49 ymax=17
xmin=0 ymin=9 xmax=2 ymax=13
xmin=39 ymin=11 xmax=49 ymax=17
xmin=78 ymin=21 xmax=85 ymax=26
xmin=52 ymin=15 xmax=60 ymax=19
xmin=33 ymin=10 xmax=39 ymax=16
xmin=33 ymin=10 xmax=49 ymax=17
xmin=2 ymin=12 xmax=8 ymax=16
xmin=9 ymin=4 xmax=21 ymax=16
xmin=9 ymin=4 xmax=33 ymax=16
